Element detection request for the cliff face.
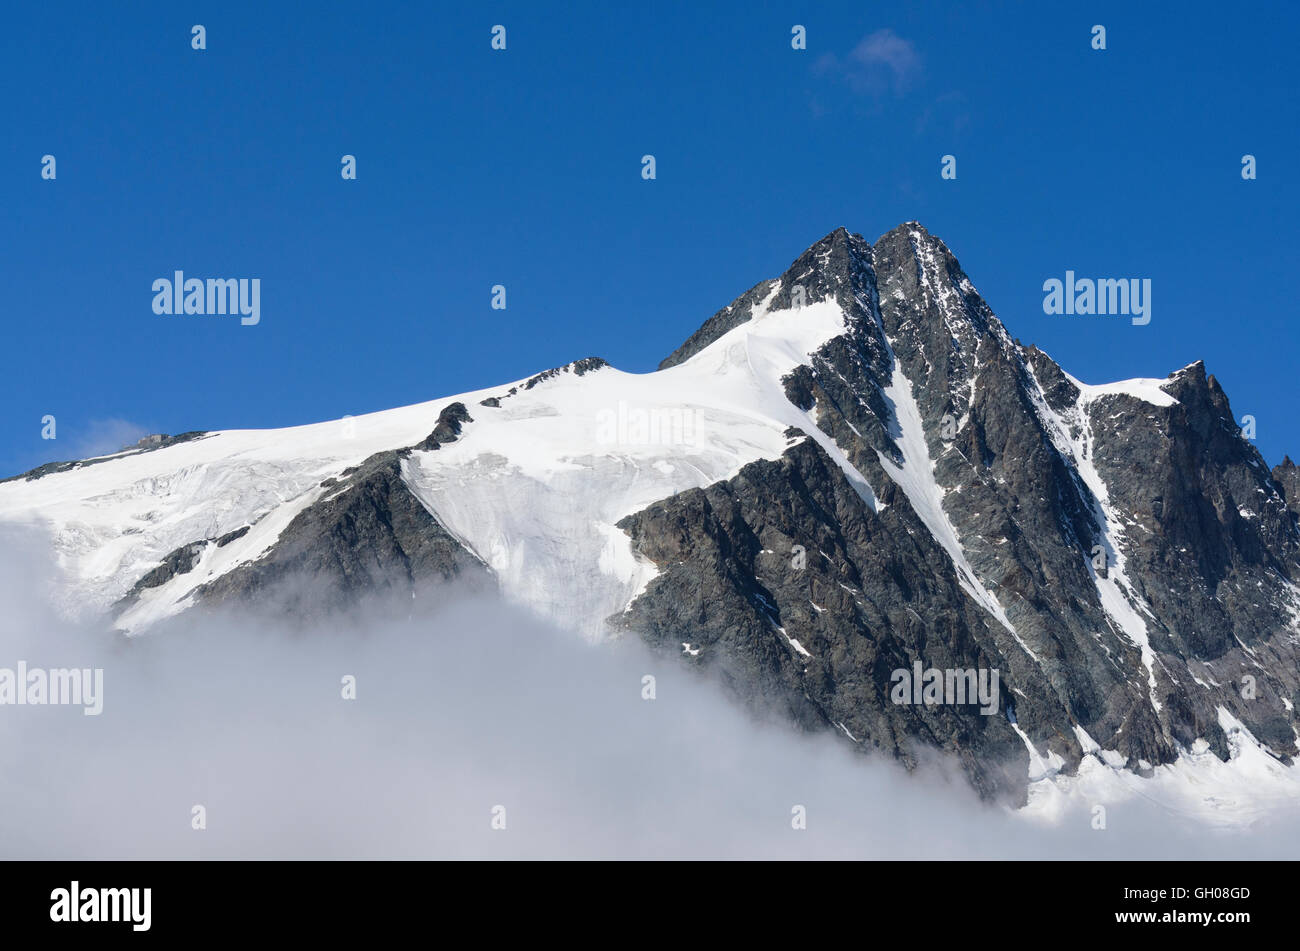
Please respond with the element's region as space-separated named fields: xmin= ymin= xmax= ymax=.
xmin=615 ymin=224 xmax=1300 ymax=803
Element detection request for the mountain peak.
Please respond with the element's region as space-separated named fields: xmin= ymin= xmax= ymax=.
xmin=658 ymin=225 xmax=874 ymax=369
xmin=1164 ymin=359 xmax=1218 ymax=402
xmin=659 ymin=221 xmax=987 ymax=371
xmin=872 ymin=220 xmax=961 ymax=273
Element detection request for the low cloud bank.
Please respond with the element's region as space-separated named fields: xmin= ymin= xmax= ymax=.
xmin=0 ymin=530 xmax=1296 ymax=859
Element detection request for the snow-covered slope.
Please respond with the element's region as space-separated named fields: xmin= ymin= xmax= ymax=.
xmin=403 ymin=291 xmax=882 ymax=637
xmin=0 ymin=289 xmax=869 ymax=636
xmin=0 ymin=387 xmax=499 ymax=629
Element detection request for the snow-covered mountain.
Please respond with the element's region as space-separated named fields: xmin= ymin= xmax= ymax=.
xmin=4 ymin=222 xmax=1299 ymax=815
xmin=0 ymin=287 xmax=860 ymax=638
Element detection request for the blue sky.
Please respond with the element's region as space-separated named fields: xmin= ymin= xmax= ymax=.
xmin=3 ymin=1 xmax=1297 ymax=476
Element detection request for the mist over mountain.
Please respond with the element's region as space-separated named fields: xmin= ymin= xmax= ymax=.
xmin=3 ymin=223 xmax=1298 ymax=825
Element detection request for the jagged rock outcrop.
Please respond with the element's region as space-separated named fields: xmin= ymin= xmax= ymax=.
xmin=1274 ymin=456 xmax=1300 ymax=519
xmin=417 ymin=402 xmax=473 ymax=450
xmin=193 ymin=447 xmax=488 ymax=622
xmin=613 ymin=223 xmax=1300 ymax=802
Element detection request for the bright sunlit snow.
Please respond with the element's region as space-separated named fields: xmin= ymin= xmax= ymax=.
xmin=0 ymin=290 xmax=867 ymax=638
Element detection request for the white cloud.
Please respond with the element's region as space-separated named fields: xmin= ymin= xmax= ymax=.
xmin=0 ymin=527 xmax=1295 ymax=859
xmin=817 ymin=29 xmax=922 ymax=96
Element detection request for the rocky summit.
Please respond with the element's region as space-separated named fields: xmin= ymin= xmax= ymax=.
xmin=4 ymin=222 xmax=1297 ymax=806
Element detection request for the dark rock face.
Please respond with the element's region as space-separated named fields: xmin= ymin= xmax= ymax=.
xmin=193 ymin=449 xmax=488 ymax=622
xmin=216 ymin=526 xmax=250 ymax=547
xmin=524 ymin=357 xmax=609 ymax=390
xmin=1274 ymin=457 xmax=1300 ymax=519
xmin=484 ymin=358 xmax=611 ymax=405
xmin=417 ymin=402 xmax=473 ymax=450
xmin=1084 ymin=363 xmax=1300 ymax=755
xmin=614 ymin=435 xmax=1031 ymax=802
xmin=614 ymin=222 xmax=1300 ymax=801
xmin=127 ymin=540 xmax=209 ymax=593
